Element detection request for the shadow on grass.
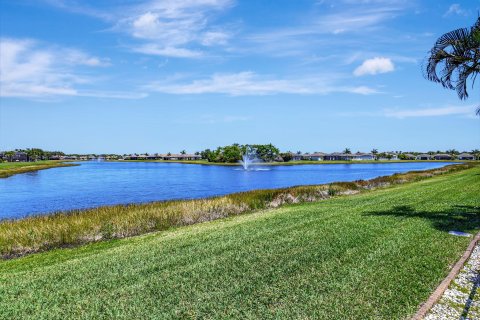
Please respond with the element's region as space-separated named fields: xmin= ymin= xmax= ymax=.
xmin=364 ymin=205 xmax=480 ymax=233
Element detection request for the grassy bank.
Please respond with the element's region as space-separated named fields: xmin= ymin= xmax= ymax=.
xmin=0 ymin=161 xmax=76 ymax=178
xmin=1 ymin=165 xmax=479 ymax=319
xmin=0 ymin=163 xmax=475 ymax=259
xmin=116 ymin=159 xmax=468 ymax=166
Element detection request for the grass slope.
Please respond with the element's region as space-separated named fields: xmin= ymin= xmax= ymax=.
xmin=1 ymin=167 xmax=479 ymax=319
xmin=0 ymin=161 xmax=75 ymax=178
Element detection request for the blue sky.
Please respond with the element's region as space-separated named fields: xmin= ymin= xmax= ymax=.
xmin=0 ymin=0 xmax=479 ymax=154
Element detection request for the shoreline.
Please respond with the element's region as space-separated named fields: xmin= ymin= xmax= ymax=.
xmin=1 ymin=162 xmax=476 ymax=259
xmin=111 ymin=159 xmax=468 ymax=166
xmin=0 ymin=161 xmax=77 ymax=178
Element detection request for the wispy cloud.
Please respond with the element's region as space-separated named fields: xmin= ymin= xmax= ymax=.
xmin=444 ymin=4 xmax=468 ymax=17
xmin=384 ymin=105 xmax=477 ymax=119
xmin=354 ymin=57 xmax=395 ymax=76
xmin=116 ymin=0 xmax=234 ymax=58
xmin=0 ymin=38 xmax=144 ymax=99
xmin=144 ymin=71 xmax=379 ymax=96
xmin=43 ymin=0 xmax=235 ymax=59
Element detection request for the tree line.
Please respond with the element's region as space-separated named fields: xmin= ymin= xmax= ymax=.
xmin=200 ymin=144 xmax=281 ymax=163
xmin=0 ymin=148 xmax=65 ymax=162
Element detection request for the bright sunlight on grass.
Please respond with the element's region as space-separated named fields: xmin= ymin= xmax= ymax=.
xmin=0 ymin=165 xmax=479 ymax=319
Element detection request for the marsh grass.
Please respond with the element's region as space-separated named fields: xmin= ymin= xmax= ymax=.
xmin=0 ymin=161 xmax=76 ymax=178
xmin=0 ymin=163 xmax=475 ymax=259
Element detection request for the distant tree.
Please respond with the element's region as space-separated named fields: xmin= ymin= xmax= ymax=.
xmin=343 ymin=148 xmax=351 ymax=154
xmin=26 ymin=148 xmax=44 ymax=162
xmin=200 ymin=149 xmax=217 ymax=162
xmin=220 ymin=145 xmax=243 ymax=163
xmin=4 ymin=151 xmax=15 ymax=162
xmin=296 ymin=151 xmax=302 ymax=155
xmin=253 ymin=144 xmax=280 ymax=162
xmin=424 ymin=16 xmax=480 ymax=115
xmin=167 ymin=152 xmax=171 ymax=156
xmin=180 ymin=150 xmax=186 ymax=155
xmin=371 ymin=149 xmax=378 ymax=154
xmin=446 ymin=149 xmax=459 ymax=155
xmin=280 ymin=152 xmax=293 ymax=162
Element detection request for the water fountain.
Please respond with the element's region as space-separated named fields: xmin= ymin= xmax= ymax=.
xmin=239 ymin=146 xmax=258 ymax=170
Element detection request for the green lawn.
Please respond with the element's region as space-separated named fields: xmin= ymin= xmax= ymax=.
xmin=0 ymin=161 xmax=75 ymax=178
xmin=1 ymin=167 xmax=479 ymax=319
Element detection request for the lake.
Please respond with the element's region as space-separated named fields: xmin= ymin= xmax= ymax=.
xmin=0 ymin=161 xmax=456 ymax=219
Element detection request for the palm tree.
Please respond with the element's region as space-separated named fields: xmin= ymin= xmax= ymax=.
xmin=343 ymin=148 xmax=351 ymax=154
xmin=424 ymin=17 xmax=480 ymax=115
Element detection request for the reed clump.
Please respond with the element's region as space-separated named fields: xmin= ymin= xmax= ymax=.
xmin=0 ymin=163 xmax=475 ymax=259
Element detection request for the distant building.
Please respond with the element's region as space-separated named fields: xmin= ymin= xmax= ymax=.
xmin=12 ymin=152 xmax=27 ymax=162
xmin=352 ymin=152 xmax=375 ymax=161
xmin=124 ymin=153 xmax=201 ymax=161
xmin=303 ymin=152 xmax=326 ymax=161
xmin=324 ymin=153 xmax=353 ymax=161
xmin=416 ymin=154 xmax=432 ymax=160
xmin=402 ymin=153 xmax=416 ymax=160
xmin=433 ymin=154 xmax=453 ymax=160
xmin=457 ymin=153 xmax=475 ymax=160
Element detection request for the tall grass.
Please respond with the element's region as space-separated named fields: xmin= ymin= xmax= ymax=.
xmin=0 ymin=163 xmax=475 ymax=259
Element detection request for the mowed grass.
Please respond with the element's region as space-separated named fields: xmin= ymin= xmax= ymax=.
xmin=0 ymin=167 xmax=479 ymax=319
xmin=0 ymin=163 xmax=472 ymax=258
xmin=0 ymin=161 xmax=75 ymax=178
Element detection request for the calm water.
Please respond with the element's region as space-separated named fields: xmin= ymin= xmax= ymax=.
xmin=0 ymin=161 xmax=456 ymax=219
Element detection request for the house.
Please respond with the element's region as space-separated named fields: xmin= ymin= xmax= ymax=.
xmin=324 ymin=153 xmax=353 ymax=161
xmin=377 ymin=153 xmax=399 ymax=160
xmin=433 ymin=153 xmax=453 ymax=160
xmin=402 ymin=153 xmax=416 ymax=160
xmin=416 ymin=154 xmax=431 ymax=160
xmin=457 ymin=153 xmax=475 ymax=160
xmin=351 ymin=152 xmax=375 ymax=161
xmin=12 ymin=152 xmax=28 ymax=162
xmin=305 ymin=152 xmax=326 ymax=161
xmin=387 ymin=153 xmax=399 ymax=160
xmin=291 ymin=154 xmax=303 ymax=161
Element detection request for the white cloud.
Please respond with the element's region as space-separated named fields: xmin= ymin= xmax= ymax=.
xmin=118 ymin=0 xmax=233 ymax=58
xmin=132 ymin=44 xmax=203 ymax=58
xmin=0 ymin=38 xmax=143 ymax=99
xmin=444 ymin=4 xmax=467 ymax=17
xmin=354 ymin=57 xmax=394 ymax=76
xmin=384 ymin=105 xmax=476 ymax=119
xmin=145 ymin=71 xmax=379 ymax=96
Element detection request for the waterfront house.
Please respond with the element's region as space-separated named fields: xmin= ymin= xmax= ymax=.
xmin=306 ymin=152 xmax=326 ymax=161
xmin=416 ymin=154 xmax=432 ymax=160
xmin=292 ymin=154 xmax=303 ymax=161
xmin=324 ymin=153 xmax=354 ymax=161
xmin=351 ymin=152 xmax=375 ymax=161
xmin=13 ymin=152 xmax=28 ymax=162
xmin=433 ymin=153 xmax=453 ymax=160
xmin=457 ymin=153 xmax=475 ymax=160
xmin=402 ymin=153 xmax=416 ymax=160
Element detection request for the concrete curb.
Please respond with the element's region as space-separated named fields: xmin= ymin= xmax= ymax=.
xmin=411 ymin=231 xmax=480 ymax=320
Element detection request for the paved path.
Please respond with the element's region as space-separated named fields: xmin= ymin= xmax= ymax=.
xmin=425 ymin=244 xmax=480 ymax=320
